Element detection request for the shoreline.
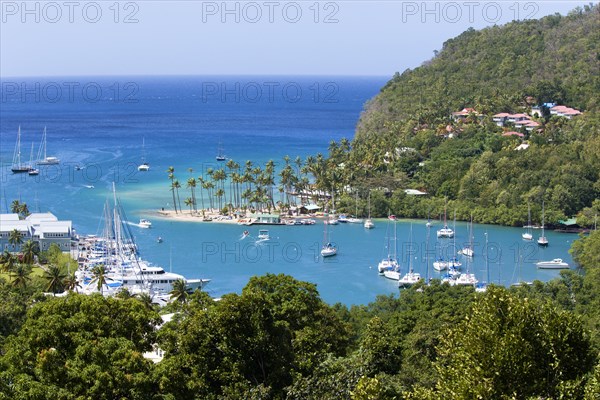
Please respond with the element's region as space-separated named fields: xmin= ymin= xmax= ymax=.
xmin=152 ymin=209 xmax=240 ymax=224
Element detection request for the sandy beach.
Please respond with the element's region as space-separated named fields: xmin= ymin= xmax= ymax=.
xmin=152 ymin=209 xmax=244 ymax=224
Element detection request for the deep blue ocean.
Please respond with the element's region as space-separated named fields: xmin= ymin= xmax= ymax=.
xmin=0 ymin=76 xmax=579 ymax=305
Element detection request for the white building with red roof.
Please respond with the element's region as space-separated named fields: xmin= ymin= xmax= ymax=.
xmin=550 ymin=105 xmax=582 ymax=119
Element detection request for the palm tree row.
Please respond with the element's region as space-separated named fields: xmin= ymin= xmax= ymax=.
xmin=165 ymin=156 xmax=318 ymax=215
xmin=161 ymin=138 xmax=395 ymax=217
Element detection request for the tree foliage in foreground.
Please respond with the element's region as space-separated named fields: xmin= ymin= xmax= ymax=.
xmin=0 ymin=294 xmax=161 ymax=400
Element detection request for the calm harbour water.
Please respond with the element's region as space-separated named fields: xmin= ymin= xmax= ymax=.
xmin=0 ymin=76 xmax=579 ymax=305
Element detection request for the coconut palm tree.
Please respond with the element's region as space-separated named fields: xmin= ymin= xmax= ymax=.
xmin=173 ymin=179 xmax=183 ymax=214
xmin=169 ymin=278 xmax=189 ymax=303
xmin=197 ymin=176 xmax=206 ymax=213
xmin=137 ymin=292 xmax=155 ymax=310
xmin=8 ymin=229 xmax=23 ymax=249
xmin=21 ymin=240 xmax=39 ymax=265
xmin=204 ymin=181 xmax=215 ymax=210
xmin=167 ymin=167 xmax=178 ymax=213
xmin=63 ymin=272 xmax=80 ymax=292
xmin=19 ymin=203 xmax=30 ymax=218
xmin=10 ymin=263 xmax=31 ymax=290
xmin=91 ymin=265 xmax=108 ymax=294
xmin=10 ymin=200 xmax=21 ymax=215
xmin=215 ymin=188 xmax=225 ymax=211
xmin=44 ymin=264 xmax=66 ymax=294
xmin=184 ymin=197 xmax=194 ymax=214
xmin=186 ymin=177 xmax=197 ymax=213
xmin=0 ymin=250 xmax=17 ymax=273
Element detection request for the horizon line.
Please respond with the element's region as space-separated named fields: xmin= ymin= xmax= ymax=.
xmin=0 ymin=73 xmax=392 ymax=80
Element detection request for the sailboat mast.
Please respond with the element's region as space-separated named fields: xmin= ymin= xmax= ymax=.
xmin=42 ymin=127 xmax=47 ymax=160
xmin=485 ymin=232 xmax=489 ymax=284
xmin=13 ymin=126 xmax=22 ymax=167
xmin=425 ymin=223 xmax=430 ymax=282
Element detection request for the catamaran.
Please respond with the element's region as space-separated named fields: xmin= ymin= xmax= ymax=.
xmin=11 ymin=126 xmax=31 ymax=173
xmin=36 ymin=127 xmax=60 ymax=165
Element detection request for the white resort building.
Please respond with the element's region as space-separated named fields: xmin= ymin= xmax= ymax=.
xmin=0 ymin=212 xmax=73 ymax=252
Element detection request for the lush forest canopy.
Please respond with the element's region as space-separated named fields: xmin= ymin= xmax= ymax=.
xmin=316 ymin=5 xmax=600 ymax=227
xmin=1 ymin=231 xmax=600 ymax=399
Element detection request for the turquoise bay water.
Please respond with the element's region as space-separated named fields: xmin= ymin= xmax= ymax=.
xmin=0 ymin=76 xmax=579 ymax=305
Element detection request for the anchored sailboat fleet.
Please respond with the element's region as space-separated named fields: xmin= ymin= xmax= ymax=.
xmin=75 ymin=184 xmax=209 ymax=298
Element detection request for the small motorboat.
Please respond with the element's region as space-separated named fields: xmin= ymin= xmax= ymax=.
xmin=536 ymin=258 xmax=569 ymax=269
xmin=364 ymin=219 xmax=375 ymax=229
xmin=257 ymin=229 xmax=270 ymax=241
xmin=139 ymin=219 xmax=152 ymax=228
xmin=156 ymin=236 xmax=163 ymax=243
xmin=241 ymin=230 xmax=250 ymax=239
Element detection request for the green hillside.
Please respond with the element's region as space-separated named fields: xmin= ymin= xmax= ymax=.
xmin=318 ymin=5 xmax=600 ymax=226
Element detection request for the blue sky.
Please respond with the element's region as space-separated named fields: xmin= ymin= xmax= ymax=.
xmin=0 ymin=1 xmax=591 ymax=77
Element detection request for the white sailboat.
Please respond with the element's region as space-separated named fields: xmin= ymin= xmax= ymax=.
xmin=28 ymin=143 xmax=39 ymax=176
xmin=36 ymin=127 xmax=60 ymax=165
xmin=399 ymin=224 xmax=422 ymax=287
xmin=459 ymin=215 xmax=474 ymax=257
xmin=364 ymin=192 xmax=375 ymax=229
xmin=437 ymin=201 xmax=454 ymax=238
xmin=326 ymin=190 xmax=339 ymax=225
xmin=346 ymin=192 xmax=363 ymax=223
xmin=379 ymin=216 xmax=400 ymax=279
xmin=522 ymin=204 xmax=533 ymax=240
xmin=137 ymin=137 xmax=150 ymax=171
xmin=320 ymin=216 xmax=337 ymax=257
xmin=216 ymin=141 xmax=226 ymax=161
xmin=11 ymin=126 xmax=31 ymax=173
xmin=537 ymin=201 xmax=548 ymax=246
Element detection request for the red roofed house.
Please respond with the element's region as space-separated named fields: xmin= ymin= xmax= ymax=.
xmin=507 ymin=113 xmax=530 ymax=123
xmin=493 ymin=113 xmax=510 ymax=126
xmin=550 ymin=105 xmax=582 ymax=119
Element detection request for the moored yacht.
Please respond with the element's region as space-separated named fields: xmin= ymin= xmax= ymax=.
xmin=536 ymin=258 xmax=569 ymax=269
xmin=36 ymin=127 xmax=60 ymax=165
